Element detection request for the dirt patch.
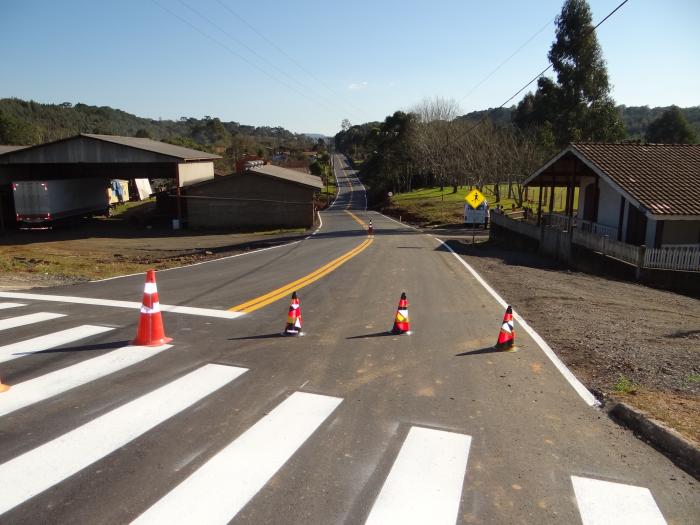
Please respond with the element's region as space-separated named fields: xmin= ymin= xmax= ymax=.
xmin=0 ymin=219 xmax=307 ymax=290
xmin=449 ymin=239 xmax=700 ymax=445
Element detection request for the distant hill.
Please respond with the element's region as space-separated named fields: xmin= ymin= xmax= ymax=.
xmin=459 ymin=105 xmax=700 ymax=139
xmin=0 ymin=98 xmax=314 ymax=152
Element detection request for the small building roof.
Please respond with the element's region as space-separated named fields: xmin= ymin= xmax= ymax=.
xmin=248 ymin=164 xmax=323 ymax=190
xmin=525 ymin=143 xmax=700 ymax=217
xmin=0 ymin=145 xmax=29 ymax=155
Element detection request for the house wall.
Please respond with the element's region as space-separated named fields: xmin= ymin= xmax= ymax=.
xmin=661 ymin=220 xmax=700 ymax=245
xmin=177 ymin=162 xmax=214 ymax=187
xmin=645 ymin=218 xmax=657 ymax=247
xmin=595 ymin=178 xmax=621 ymax=229
xmin=185 ymin=173 xmax=316 ymax=229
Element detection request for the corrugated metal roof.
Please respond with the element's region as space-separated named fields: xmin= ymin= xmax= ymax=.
xmin=571 ymin=143 xmax=700 ymax=216
xmin=248 ymin=164 xmax=323 ymax=190
xmin=82 ymin=134 xmax=221 ymax=160
xmin=0 ymin=145 xmax=29 ymax=155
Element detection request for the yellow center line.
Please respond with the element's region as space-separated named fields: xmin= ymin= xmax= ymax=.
xmin=345 ymin=210 xmax=366 ymax=228
xmin=229 ymin=237 xmax=374 ymax=314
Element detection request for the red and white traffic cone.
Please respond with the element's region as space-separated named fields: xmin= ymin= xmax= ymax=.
xmin=282 ymin=291 xmax=304 ymax=336
xmin=132 ymin=269 xmax=172 ymax=346
xmin=368 ymin=219 xmax=374 ymax=236
xmin=391 ymin=292 xmax=411 ymax=335
xmin=494 ymin=305 xmax=516 ymax=352
xmin=0 ymin=375 xmax=9 ymax=393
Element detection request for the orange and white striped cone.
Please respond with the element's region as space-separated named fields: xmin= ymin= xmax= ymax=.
xmin=132 ymin=269 xmax=172 ymax=346
xmin=0 ymin=375 xmax=9 ymax=393
xmin=494 ymin=305 xmax=517 ymax=352
xmin=368 ymin=219 xmax=374 ymax=236
xmin=282 ymin=291 xmax=304 ymax=336
xmin=391 ymin=292 xmax=411 ymax=335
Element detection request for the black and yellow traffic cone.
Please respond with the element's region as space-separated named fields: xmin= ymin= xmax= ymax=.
xmin=494 ymin=305 xmax=517 ymax=352
xmin=391 ymin=292 xmax=411 ymax=335
xmin=282 ymin=291 xmax=304 ymax=336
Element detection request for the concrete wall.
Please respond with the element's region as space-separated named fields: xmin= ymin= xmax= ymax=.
xmin=597 ymin=178 xmax=622 ymax=229
xmin=178 ymin=162 xmax=214 ymax=187
xmin=185 ymin=172 xmax=316 ymax=229
xmin=661 ymin=220 xmax=700 ymax=245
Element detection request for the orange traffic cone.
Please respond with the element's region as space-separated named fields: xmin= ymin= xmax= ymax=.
xmin=132 ymin=269 xmax=172 ymax=346
xmin=282 ymin=291 xmax=304 ymax=336
xmin=495 ymin=305 xmax=516 ymax=352
xmin=0 ymin=375 xmax=9 ymax=393
xmin=368 ymin=219 xmax=374 ymax=236
xmin=391 ymin=292 xmax=411 ymax=335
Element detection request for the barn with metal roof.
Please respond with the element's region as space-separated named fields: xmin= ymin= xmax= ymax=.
xmin=0 ymin=133 xmax=220 ymax=228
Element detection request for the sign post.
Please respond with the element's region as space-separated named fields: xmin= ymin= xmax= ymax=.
xmin=465 ymin=189 xmax=485 ymax=245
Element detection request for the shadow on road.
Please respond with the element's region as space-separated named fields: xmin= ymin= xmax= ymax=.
xmin=227 ymin=333 xmax=285 ymax=341
xmin=455 ymin=345 xmax=501 ymax=357
xmin=346 ymin=331 xmax=397 ymax=339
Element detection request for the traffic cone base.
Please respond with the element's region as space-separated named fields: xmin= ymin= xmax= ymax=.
xmin=282 ymin=292 xmax=304 ymax=336
xmin=132 ymin=269 xmax=172 ymax=347
xmin=494 ymin=305 xmax=517 ymax=352
xmin=391 ymin=292 xmax=411 ymax=335
xmin=0 ymin=381 xmax=9 ymax=393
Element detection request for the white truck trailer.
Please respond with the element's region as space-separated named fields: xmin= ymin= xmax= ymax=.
xmin=13 ymin=178 xmax=109 ymax=227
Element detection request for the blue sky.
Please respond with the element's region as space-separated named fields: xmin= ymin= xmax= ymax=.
xmin=2 ymin=0 xmax=698 ymax=135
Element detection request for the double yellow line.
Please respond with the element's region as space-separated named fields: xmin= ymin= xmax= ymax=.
xmin=229 ymin=229 xmax=373 ymax=314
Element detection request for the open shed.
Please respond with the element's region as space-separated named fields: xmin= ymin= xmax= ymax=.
xmin=0 ymin=134 xmax=220 ymax=228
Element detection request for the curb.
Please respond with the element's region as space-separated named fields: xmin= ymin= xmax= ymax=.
xmin=607 ymin=401 xmax=700 ymax=480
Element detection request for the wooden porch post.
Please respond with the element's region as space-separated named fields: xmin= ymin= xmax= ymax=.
xmin=548 ymin=175 xmax=556 ymax=213
xmin=537 ymin=184 xmax=543 ymax=225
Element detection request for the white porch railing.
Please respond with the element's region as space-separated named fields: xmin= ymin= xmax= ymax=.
xmin=644 ymin=246 xmax=700 ymax=271
xmin=572 ymin=230 xmax=642 ymax=266
xmin=542 ymin=212 xmax=574 ymax=231
xmin=578 ymin=219 xmax=618 ymax=239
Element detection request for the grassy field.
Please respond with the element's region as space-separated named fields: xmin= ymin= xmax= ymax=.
xmin=387 ymin=184 xmax=578 ymax=226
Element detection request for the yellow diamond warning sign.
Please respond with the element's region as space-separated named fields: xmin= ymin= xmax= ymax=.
xmin=465 ymin=189 xmax=485 ymax=209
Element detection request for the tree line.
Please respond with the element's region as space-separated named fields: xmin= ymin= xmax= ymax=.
xmin=0 ymin=98 xmax=321 ymax=173
xmin=335 ymin=0 xmax=698 ymax=206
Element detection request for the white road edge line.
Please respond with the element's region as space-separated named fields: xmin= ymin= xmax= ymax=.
xmin=0 ymin=292 xmax=243 ymax=320
xmin=0 ymin=325 xmax=115 ymax=364
xmin=571 ymin=475 xmax=667 ymax=525
xmin=0 ymin=364 xmax=248 ymax=517
xmin=131 ymin=391 xmax=342 ymax=524
xmin=366 ymin=426 xmax=471 ymax=525
xmin=0 ymin=344 xmax=172 ymax=417
xmin=435 ymin=238 xmax=599 ymax=407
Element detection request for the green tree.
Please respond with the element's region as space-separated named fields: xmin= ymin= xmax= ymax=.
xmin=0 ymin=110 xmax=42 ymax=144
xmin=514 ymin=0 xmax=624 ymax=146
xmin=645 ymin=106 xmax=698 ymax=143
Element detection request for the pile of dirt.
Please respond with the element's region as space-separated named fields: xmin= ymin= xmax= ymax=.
xmin=449 ymin=239 xmax=700 ymax=444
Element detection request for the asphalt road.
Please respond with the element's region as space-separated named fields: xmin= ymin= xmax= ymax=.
xmin=0 ymin=154 xmax=697 ymax=524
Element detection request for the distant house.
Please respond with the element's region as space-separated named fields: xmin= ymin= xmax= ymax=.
xmin=524 ymin=143 xmax=700 ymax=248
xmin=184 ymin=164 xmax=323 ymax=229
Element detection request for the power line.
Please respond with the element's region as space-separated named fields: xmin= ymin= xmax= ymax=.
xmin=175 ymin=0 xmax=352 ymax=117
xmin=458 ymin=16 xmax=555 ymax=104
xmin=454 ymin=0 xmax=630 ymax=143
xmin=150 ymin=0 xmax=339 ymax=117
xmin=214 ymin=0 xmax=370 ymax=119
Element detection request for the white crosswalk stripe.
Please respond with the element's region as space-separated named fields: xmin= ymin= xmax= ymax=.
xmin=365 ymin=426 xmax=472 ymax=525
xmin=0 ymin=344 xmax=171 ymax=417
xmin=0 ymin=324 xmax=115 ymax=364
xmin=0 ymin=302 xmax=26 ymax=310
xmin=131 ymin=391 xmax=342 ymax=525
xmin=0 ymin=312 xmax=65 ymax=332
xmin=0 ymin=364 xmax=247 ymax=517
xmin=572 ymin=475 xmax=667 ymax=525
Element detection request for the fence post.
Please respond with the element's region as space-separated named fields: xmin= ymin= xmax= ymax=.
xmin=603 ymin=235 xmax=608 ymax=255
xmin=635 ymin=245 xmax=646 ymax=280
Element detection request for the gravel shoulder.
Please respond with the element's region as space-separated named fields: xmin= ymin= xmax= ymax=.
xmin=448 ymin=239 xmax=700 ymax=445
